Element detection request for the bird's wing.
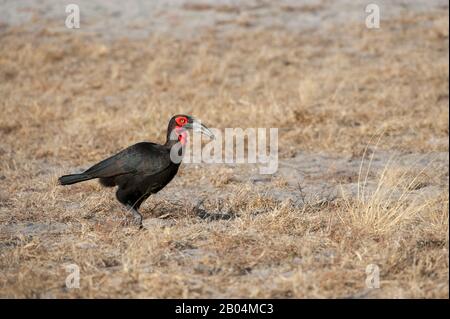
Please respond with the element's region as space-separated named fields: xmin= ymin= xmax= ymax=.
xmin=83 ymin=142 xmax=173 ymax=178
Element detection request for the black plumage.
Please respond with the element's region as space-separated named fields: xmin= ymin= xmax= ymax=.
xmin=59 ymin=114 xmax=214 ymax=227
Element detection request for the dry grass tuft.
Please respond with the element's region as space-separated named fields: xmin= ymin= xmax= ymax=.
xmin=339 ymin=155 xmax=448 ymax=236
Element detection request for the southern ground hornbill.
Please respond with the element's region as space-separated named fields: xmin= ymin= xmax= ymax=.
xmin=59 ymin=115 xmax=214 ymax=227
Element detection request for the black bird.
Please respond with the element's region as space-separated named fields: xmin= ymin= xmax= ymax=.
xmin=59 ymin=115 xmax=214 ymax=227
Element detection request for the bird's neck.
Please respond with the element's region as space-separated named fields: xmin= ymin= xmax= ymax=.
xmin=165 ymin=126 xmax=187 ymax=148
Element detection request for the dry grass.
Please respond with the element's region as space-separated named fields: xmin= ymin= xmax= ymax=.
xmin=0 ymin=8 xmax=448 ymax=298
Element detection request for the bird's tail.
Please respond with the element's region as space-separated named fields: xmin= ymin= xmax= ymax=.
xmin=58 ymin=173 xmax=93 ymax=185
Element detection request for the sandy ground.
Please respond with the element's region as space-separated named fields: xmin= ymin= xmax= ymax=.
xmin=0 ymin=1 xmax=448 ymax=298
xmin=2 ymin=0 xmax=448 ymax=39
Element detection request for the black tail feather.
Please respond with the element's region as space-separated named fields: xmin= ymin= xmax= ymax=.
xmin=58 ymin=173 xmax=93 ymax=185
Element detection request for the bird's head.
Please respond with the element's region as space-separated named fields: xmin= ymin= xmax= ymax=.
xmin=167 ymin=114 xmax=215 ymax=145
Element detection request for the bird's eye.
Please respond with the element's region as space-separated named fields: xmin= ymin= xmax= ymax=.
xmin=176 ymin=117 xmax=188 ymax=126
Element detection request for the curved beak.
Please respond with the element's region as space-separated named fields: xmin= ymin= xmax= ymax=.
xmin=187 ymin=119 xmax=215 ymax=140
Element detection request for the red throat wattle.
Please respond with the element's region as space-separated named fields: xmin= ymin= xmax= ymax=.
xmin=175 ymin=126 xmax=188 ymax=145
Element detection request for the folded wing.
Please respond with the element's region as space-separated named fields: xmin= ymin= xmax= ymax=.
xmin=84 ymin=142 xmax=172 ymax=179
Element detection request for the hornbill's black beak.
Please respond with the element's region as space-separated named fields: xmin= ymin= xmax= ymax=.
xmin=186 ymin=118 xmax=215 ymax=140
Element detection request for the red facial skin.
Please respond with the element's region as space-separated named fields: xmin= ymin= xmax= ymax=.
xmin=175 ymin=116 xmax=189 ymax=145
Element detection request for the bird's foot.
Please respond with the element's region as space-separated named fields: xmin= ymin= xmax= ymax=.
xmin=134 ymin=216 xmax=143 ymax=229
xmin=132 ymin=213 xmax=143 ymax=229
xmin=126 ymin=205 xmax=143 ymax=229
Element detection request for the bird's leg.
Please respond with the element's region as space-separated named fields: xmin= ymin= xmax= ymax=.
xmin=125 ymin=204 xmax=143 ymax=228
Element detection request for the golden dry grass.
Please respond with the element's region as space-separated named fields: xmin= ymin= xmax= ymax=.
xmin=0 ymin=8 xmax=448 ymax=298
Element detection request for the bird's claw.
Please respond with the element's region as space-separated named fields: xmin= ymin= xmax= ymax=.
xmin=125 ymin=205 xmax=143 ymax=229
xmin=134 ymin=217 xmax=143 ymax=229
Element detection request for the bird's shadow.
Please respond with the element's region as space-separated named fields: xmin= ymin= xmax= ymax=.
xmin=191 ymin=199 xmax=236 ymax=221
xmin=146 ymin=198 xmax=237 ymax=221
